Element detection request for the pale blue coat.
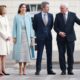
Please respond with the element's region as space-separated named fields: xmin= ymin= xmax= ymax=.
xmin=13 ymin=13 xmax=34 ymax=61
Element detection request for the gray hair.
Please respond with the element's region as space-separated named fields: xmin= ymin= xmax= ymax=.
xmin=41 ymin=1 xmax=49 ymax=9
xmin=60 ymin=3 xmax=69 ymax=8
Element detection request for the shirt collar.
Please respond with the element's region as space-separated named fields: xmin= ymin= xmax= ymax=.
xmin=65 ymin=11 xmax=68 ymax=15
xmin=42 ymin=11 xmax=48 ymax=15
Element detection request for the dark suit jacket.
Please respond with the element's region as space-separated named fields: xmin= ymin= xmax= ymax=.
xmin=33 ymin=12 xmax=54 ymax=40
xmin=54 ymin=12 xmax=80 ymax=42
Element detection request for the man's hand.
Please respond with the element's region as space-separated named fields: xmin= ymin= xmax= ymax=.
xmin=59 ymin=32 xmax=66 ymax=38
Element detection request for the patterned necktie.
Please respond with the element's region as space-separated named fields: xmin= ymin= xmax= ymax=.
xmin=43 ymin=13 xmax=48 ymax=26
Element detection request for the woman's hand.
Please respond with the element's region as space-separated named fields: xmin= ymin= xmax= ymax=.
xmin=13 ymin=38 xmax=16 ymax=44
xmin=30 ymin=38 xmax=35 ymax=47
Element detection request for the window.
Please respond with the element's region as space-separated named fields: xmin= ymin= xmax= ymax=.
xmin=31 ymin=5 xmax=36 ymax=11
xmin=27 ymin=4 xmax=41 ymax=12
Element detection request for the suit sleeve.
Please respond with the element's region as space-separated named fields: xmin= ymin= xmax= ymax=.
xmin=0 ymin=18 xmax=9 ymax=40
xmin=54 ymin=15 xmax=61 ymax=34
xmin=51 ymin=14 xmax=54 ymax=30
xmin=6 ymin=16 xmax=11 ymax=37
xmin=0 ymin=23 xmax=8 ymax=40
xmin=75 ymin=14 xmax=80 ymax=25
xmin=33 ymin=15 xmax=37 ymax=32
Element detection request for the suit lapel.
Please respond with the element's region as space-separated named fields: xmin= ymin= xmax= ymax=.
xmin=61 ymin=12 xmax=71 ymax=25
xmin=40 ymin=12 xmax=50 ymax=26
xmin=47 ymin=13 xmax=50 ymax=26
xmin=40 ymin=12 xmax=45 ymax=26
xmin=66 ymin=12 xmax=70 ymax=25
xmin=61 ymin=13 xmax=65 ymax=25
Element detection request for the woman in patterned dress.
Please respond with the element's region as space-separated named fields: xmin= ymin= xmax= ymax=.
xmin=13 ymin=3 xmax=34 ymax=75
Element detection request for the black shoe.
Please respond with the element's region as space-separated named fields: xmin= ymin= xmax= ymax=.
xmin=2 ymin=71 xmax=10 ymax=75
xmin=68 ymin=71 xmax=74 ymax=75
xmin=61 ymin=71 xmax=66 ymax=75
xmin=35 ymin=71 xmax=40 ymax=75
xmin=0 ymin=73 xmax=4 ymax=76
xmin=48 ymin=71 xmax=56 ymax=75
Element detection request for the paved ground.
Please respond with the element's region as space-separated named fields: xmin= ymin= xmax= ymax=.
xmin=0 ymin=68 xmax=80 ymax=80
xmin=0 ymin=63 xmax=80 ymax=80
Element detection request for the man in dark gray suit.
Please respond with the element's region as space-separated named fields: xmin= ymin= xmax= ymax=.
xmin=54 ymin=3 xmax=80 ymax=75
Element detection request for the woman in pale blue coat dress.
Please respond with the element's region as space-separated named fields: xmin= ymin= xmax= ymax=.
xmin=13 ymin=3 xmax=34 ymax=75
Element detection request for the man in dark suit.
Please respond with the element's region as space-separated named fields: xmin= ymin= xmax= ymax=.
xmin=54 ymin=3 xmax=80 ymax=75
xmin=33 ymin=2 xmax=56 ymax=75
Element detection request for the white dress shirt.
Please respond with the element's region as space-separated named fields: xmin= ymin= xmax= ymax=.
xmin=42 ymin=12 xmax=48 ymax=25
xmin=63 ymin=11 xmax=68 ymax=23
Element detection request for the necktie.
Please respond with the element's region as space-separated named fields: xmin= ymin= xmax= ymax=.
xmin=43 ymin=13 xmax=48 ymax=26
xmin=63 ymin=14 xmax=67 ymax=24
